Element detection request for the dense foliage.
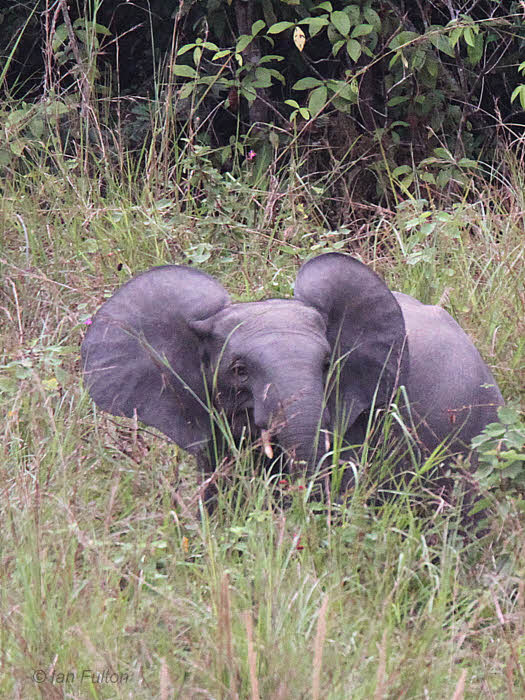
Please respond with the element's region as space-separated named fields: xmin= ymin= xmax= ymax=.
xmin=3 ymin=1 xmax=525 ymax=219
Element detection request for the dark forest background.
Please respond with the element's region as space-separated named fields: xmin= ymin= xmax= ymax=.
xmin=3 ymin=1 xmax=525 ymax=222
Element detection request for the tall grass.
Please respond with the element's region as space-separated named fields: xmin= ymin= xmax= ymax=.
xmin=1 ymin=8 xmax=524 ymax=699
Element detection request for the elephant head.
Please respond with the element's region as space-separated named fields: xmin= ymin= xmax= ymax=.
xmin=81 ymin=254 xmax=409 ymax=476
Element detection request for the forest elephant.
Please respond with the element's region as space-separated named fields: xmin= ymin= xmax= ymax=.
xmin=81 ymin=253 xmax=503 ymax=506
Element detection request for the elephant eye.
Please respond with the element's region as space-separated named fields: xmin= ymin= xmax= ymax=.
xmin=322 ymin=356 xmax=331 ymax=374
xmin=231 ymin=361 xmax=248 ymax=381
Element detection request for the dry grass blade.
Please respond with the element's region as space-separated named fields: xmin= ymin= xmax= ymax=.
xmin=243 ymin=610 xmax=259 ymax=700
xmin=159 ymin=657 xmax=173 ymax=700
xmin=218 ymin=572 xmax=238 ymax=697
xmin=312 ymin=594 xmax=329 ymax=700
xmin=374 ymin=629 xmax=387 ymax=700
xmin=451 ymin=669 xmax=467 ymax=700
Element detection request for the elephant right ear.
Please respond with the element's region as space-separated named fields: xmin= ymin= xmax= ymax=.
xmin=81 ymin=265 xmax=230 ymax=453
xmin=294 ymin=253 xmax=409 ymax=429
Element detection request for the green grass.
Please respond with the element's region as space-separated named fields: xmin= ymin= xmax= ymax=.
xmin=1 ymin=123 xmax=524 ymax=699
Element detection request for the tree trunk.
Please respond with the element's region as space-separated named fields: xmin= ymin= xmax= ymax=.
xmin=234 ymin=0 xmax=268 ymax=125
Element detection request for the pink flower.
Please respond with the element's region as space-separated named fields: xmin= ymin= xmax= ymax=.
xmin=247 ymin=150 xmax=256 ymax=161
xmin=84 ymin=318 xmax=92 ymax=325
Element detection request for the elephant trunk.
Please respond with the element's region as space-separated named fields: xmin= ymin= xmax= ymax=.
xmin=278 ymin=421 xmax=329 ymax=476
xmin=269 ymin=380 xmax=330 ymax=476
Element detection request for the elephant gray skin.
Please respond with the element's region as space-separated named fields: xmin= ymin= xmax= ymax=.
xmin=81 ymin=253 xmax=503 ymax=506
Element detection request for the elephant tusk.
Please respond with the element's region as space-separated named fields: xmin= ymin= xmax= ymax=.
xmin=324 ymin=430 xmax=331 ymax=452
xmin=261 ymin=429 xmax=274 ymax=459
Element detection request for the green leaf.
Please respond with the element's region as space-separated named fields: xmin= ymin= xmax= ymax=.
xmin=285 ymin=99 xmax=300 ymax=109
xmin=497 ymin=406 xmax=522 ymax=425
xmin=388 ymin=52 xmax=401 ymax=70
xmin=6 ymin=108 xmax=29 ymax=130
xmin=299 ymin=17 xmax=329 ymax=38
xmin=332 ymin=96 xmax=354 ymax=113
xmin=197 ymin=76 xmax=220 ymax=86
xmin=47 ymin=101 xmax=70 ymax=116
xmin=425 ymin=57 xmax=439 ymax=78
xmin=236 ymin=34 xmax=253 ymax=53
xmin=308 ymin=85 xmax=328 ymax=116
xmin=484 ymin=423 xmax=507 ymax=438
xmin=171 ymin=64 xmax=197 ymax=78
xmin=10 ymin=139 xmax=25 ymax=156
xmin=410 ymin=48 xmax=425 ymax=71
xmin=346 ymin=39 xmax=361 ymax=62
xmin=393 ymin=165 xmax=412 ymax=178
xmin=258 ymin=54 xmax=284 ymax=63
xmin=74 ymin=30 xmax=92 ymax=48
xmin=253 ymin=67 xmax=273 ymax=88
xmin=316 ymin=2 xmax=333 ymax=12
xmin=450 ymin=26 xmax=463 ymax=49
xmin=178 ymin=83 xmax=194 ymax=99
xmin=52 ymin=24 xmax=68 ymax=52
xmin=328 ymin=80 xmax=357 ymax=103
xmin=426 ymin=26 xmax=456 ymax=58
xmin=251 ymin=20 xmax=266 ymax=36
xmin=389 ymin=31 xmax=420 ymax=50
xmin=467 ymin=33 xmax=484 ymax=65
xmin=331 ymin=11 xmax=351 ymax=37
xmin=240 ymin=85 xmax=257 ymax=102
xmin=213 ymin=49 xmax=232 ymax=61
xmin=390 ymin=120 xmax=409 ymax=128
xmin=0 ymin=149 xmax=12 ymax=166
xmin=211 ymin=49 xmax=232 ymax=61
xmin=177 ymin=43 xmax=195 ymax=56
xmin=93 ymin=23 xmax=111 ymax=36
xmin=467 ymin=497 xmax=491 ymax=517
xmin=267 ymin=68 xmax=285 ymax=84
xmin=433 ymin=147 xmax=453 ymax=159
xmin=29 ymin=117 xmax=44 ymax=139
xmin=332 ymin=40 xmax=345 ymax=57
xmin=83 ymin=238 xmax=98 ymax=253
xmin=420 ymin=172 xmax=436 ymax=184
xmin=463 ymin=26 xmax=475 ymax=47
xmin=345 ymin=5 xmax=361 ymax=24
xmin=293 ymin=77 xmax=323 ymax=90
xmin=363 ymin=7 xmax=381 ymax=31
xmin=185 ymin=243 xmax=212 ymax=264
xmin=420 ymin=222 xmax=436 ymax=236
xmin=267 ymin=21 xmax=295 ymax=34
xmin=387 ymin=95 xmax=409 ymax=107
xmin=471 ymin=434 xmax=490 ymax=449
xmin=351 ymin=24 xmax=373 ymax=39
xmin=506 ymin=429 xmax=525 ymax=450
xmin=501 ymin=461 xmax=525 ymax=478
xmin=511 ymin=85 xmax=525 ymax=110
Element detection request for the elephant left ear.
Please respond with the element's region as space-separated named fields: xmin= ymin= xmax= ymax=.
xmin=294 ymin=253 xmax=409 ymax=425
